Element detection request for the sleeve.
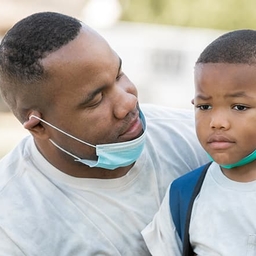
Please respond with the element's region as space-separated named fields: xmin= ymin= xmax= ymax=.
xmin=0 ymin=228 xmax=26 ymax=256
xmin=141 ymin=185 xmax=182 ymax=256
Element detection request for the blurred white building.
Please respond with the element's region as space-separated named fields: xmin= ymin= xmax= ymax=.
xmin=82 ymin=0 xmax=122 ymax=28
xmin=0 ymin=0 xmax=224 ymax=110
xmin=94 ymin=22 xmax=223 ymax=109
xmin=0 ymin=0 xmax=225 ymax=158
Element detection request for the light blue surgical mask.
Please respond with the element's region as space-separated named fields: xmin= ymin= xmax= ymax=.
xmin=208 ymin=150 xmax=256 ymax=169
xmin=30 ymin=110 xmax=146 ymax=170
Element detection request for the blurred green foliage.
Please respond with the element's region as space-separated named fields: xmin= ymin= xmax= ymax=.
xmin=120 ymin=0 xmax=256 ymax=30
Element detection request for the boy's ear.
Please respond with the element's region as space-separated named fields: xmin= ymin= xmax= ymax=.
xmin=23 ymin=111 xmax=49 ymax=139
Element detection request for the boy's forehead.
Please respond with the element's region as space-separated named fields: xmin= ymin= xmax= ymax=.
xmin=195 ymin=62 xmax=256 ymax=74
xmin=194 ymin=63 xmax=254 ymax=78
xmin=194 ymin=63 xmax=256 ymax=96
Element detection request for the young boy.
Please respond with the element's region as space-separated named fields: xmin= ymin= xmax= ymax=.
xmin=142 ymin=29 xmax=256 ymax=256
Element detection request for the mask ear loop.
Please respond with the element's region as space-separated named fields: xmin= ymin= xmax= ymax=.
xmin=29 ymin=115 xmax=96 ymax=148
xmin=49 ymin=139 xmax=82 ymax=161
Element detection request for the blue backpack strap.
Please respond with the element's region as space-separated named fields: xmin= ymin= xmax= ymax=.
xmin=169 ymin=162 xmax=212 ymax=256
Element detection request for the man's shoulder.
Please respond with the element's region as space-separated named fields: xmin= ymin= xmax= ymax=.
xmin=0 ymin=135 xmax=32 ymax=191
xmin=140 ymin=103 xmax=193 ymax=121
xmin=141 ymin=103 xmax=195 ymax=138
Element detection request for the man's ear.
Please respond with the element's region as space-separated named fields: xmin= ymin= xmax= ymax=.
xmin=23 ymin=111 xmax=49 ymax=139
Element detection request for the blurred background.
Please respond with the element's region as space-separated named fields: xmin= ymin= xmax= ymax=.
xmin=1 ymin=0 xmax=255 ymax=158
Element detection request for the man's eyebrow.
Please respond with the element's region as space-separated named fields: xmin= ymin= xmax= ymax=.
xmin=78 ymin=58 xmax=122 ymax=107
xmin=78 ymin=86 xmax=105 ymax=107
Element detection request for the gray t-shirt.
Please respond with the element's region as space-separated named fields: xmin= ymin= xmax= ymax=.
xmin=0 ymin=103 xmax=208 ymax=255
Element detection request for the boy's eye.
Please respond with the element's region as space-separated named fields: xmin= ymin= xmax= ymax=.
xmin=197 ymin=104 xmax=211 ymax=110
xmin=233 ymin=105 xmax=248 ymax=111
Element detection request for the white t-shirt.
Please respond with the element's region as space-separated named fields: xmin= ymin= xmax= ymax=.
xmin=0 ymin=104 xmax=208 ymax=256
xmin=142 ymin=161 xmax=256 ymax=256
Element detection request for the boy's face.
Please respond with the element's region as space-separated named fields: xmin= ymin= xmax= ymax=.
xmin=193 ymin=63 xmax=256 ymax=171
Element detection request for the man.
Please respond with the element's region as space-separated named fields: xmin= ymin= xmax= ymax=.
xmin=0 ymin=12 xmax=208 ymax=255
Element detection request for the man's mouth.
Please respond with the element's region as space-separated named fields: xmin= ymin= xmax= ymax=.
xmin=119 ymin=115 xmax=143 ymax=141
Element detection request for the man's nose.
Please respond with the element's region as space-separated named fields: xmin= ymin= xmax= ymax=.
xmin=113 ymin=84 xmax=138 ymax=119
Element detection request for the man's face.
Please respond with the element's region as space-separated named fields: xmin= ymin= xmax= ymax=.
xmin=40 ymin=26 xmax=142 ymax=161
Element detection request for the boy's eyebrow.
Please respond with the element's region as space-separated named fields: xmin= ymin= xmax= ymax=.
xmin=195 ymin=94 xmax=212 ymax=100
xmin=196 ymin=91 xmax=254 ymax=101
xmin=225 ymin=91 xmax=253 ymax=98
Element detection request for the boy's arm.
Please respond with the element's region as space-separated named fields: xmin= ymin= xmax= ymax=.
xmin=141 ymin=184 xmax=182 ymax=256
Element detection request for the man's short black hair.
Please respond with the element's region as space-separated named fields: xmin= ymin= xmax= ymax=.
xmin=0 ymin=11 xmax=82 ymax=83
xmin=0 ymin=12 xmax=82 ymax=120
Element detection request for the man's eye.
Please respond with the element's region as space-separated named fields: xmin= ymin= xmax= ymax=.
xmin=116 ymin=72 xmax=124 ymax=81
xmin=197 ymin=104 xmax=211 ymax=110
xmin=87 ymin=93 xmax=103 ymax=108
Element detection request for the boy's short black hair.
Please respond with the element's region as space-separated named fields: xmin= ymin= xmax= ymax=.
xmin=197 ymin=29 xmax=256 ymax=65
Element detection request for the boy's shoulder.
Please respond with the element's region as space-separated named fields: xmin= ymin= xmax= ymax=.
xmin=169 ymin=162 xmax=212 ymax=245
xmin=171 ymin=162 xmax=211 ymax=190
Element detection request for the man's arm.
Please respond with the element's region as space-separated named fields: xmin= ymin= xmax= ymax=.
xmin=0 ymin=227 xmax=25 ymax=256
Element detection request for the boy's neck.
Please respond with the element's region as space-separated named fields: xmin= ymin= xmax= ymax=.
xmin=222 ymin=162 xmax=256 ymax=182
